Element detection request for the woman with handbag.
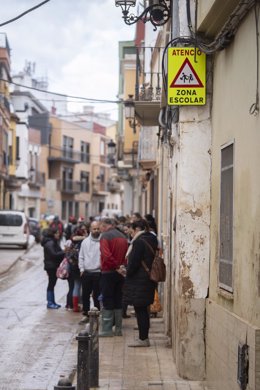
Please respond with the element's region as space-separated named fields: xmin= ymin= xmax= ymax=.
xmin=123 ymin=219 xmax=158 ymax=347
xmin=41 ymin=227 xmax=65 ymax=309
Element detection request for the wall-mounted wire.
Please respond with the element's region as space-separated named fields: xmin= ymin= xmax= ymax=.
xmin=249 ymin=1 xmax=260 ymax=115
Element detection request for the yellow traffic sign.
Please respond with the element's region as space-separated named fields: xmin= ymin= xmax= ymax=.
xmin=167 ymin=47 xmax=206 ymax=105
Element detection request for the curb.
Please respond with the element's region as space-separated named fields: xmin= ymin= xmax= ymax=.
xmin=0 ymin=241 xmax=35 ymax=276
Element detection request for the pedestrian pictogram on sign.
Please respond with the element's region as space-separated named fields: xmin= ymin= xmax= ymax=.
xmin=167 ymin=47 xmax=206 ymax=105
xmin=170 ymin=58 xmax=203 ymax=88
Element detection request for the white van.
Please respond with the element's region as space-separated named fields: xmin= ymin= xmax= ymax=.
xmin=0 ymin=210 xmax=29 ymax=249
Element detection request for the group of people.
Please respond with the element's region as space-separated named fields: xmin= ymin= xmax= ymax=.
xmin=41 ymin=212 xmax=160 ymax=347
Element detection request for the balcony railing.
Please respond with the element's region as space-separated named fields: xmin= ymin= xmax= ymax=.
xmin=133 ymin=46 xmax=164 ymax=126
xmin=48 ymin=146 xmax=81 ymax=163
xmin=92 ymin=181 xmax=108 ymax=194
xmin=135 ymin=46 xmax=164 ymax=102
xmin=107 ymin=178 xmax=122 ymax=194
xmin=28 ymin=170 xmax=45 ymax=188
xmin=57 ymin=179 xmax=81 ymax=194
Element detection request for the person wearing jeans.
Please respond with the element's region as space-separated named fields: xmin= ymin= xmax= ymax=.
xmin=41 ymin=227 xmax=65 ymax=309
xmin=78 ymin=221 xmax=101 ymax=324
xmin=99 ymin=218 xmax=128 ymax=337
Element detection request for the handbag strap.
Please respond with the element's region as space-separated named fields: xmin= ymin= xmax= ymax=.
xmin=140 ymin=238 xmax=155 ymax=275
xmin=140 ymin=238 xmax=155 ymax=256
xmin=141 ymin=260 xmax=150 ymax=276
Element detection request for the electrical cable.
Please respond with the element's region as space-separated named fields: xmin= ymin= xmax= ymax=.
xmin=0 ymin=0 xmax=51 ymax=27
xmin=2 ymin=78 xmax=121 ymax=104
xmin=249 ymin=1 xmax=260 ymax=115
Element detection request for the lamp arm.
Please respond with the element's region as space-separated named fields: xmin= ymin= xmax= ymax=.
xmin=118 ymin=0 xmax=171 ymax=31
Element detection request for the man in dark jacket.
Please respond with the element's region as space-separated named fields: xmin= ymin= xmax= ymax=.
xmin=99 ymin=218 xmax=128 ymax=336
xmin=41 ymin=228 xmax=64 ymax=309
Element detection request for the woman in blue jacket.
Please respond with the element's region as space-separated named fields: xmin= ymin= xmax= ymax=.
xmin=41 ymin=228 xmax=65 ymax=309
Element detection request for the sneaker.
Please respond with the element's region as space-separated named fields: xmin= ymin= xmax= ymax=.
xmin=128 ymin=338 xmax=150 ymax=347
xmin=47 ymin=302 xmax=60 ymax=309
xmin=122 ymin=313 xmax=131 ymax=319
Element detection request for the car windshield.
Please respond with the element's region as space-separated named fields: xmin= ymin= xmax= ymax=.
xmin=0 ymin=214 xmax=23 ymax=226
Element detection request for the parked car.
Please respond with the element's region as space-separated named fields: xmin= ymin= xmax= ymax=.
xmin=28 ymin=218 xmax=41 ymax=243
xmin=0 ymin=210 xmax=29 ymax=249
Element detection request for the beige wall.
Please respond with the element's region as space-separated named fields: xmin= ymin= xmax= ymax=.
xmin=123 ymin=67 xmax=139 ymax=151
xmin=208 ymin=7 xmax=260 ymax=390
xmin=210 ymin=8 xmax=260 ymax=324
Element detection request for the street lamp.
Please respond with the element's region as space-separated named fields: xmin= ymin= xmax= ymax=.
xmin=115 ymin=0 xmax=171 ymax=30
xmin=107 ymin=139 xmax=116 ymax=156
xmin=107 ymin=139 xmax=116 ymax=167
xmin=124 ymin=94 xmax=137 ymax=133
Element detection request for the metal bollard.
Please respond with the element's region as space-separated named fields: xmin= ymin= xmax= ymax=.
xmin=54 ymin=377 xmax=76 ymax=389
xmin=88 ymin=307 xmax=100 ymax=388
xmin=76 ymin=329 xmax=91 ymax=390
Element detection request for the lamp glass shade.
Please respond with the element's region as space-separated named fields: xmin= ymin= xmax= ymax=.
xmin=107 ymin=140 xmax=116 ymax=155
xmin=125 ymin=104 xmax=135 ymax=120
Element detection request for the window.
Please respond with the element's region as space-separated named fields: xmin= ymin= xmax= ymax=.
xmin=80 ymin=171 xmax=90 ymax=192
xmin=62 ymin=168 xmax=73 ymax=191
xmin=100 ymin=167 xmax=105 ymax=183
xmin=68 ymin=201 xmax=73 ymax=218
xmin=100 ymin=140 xmax=105 ymax=156
xmin=80 ymin=141 xmax=90 ymax=163
xmin=85 ymin=203 xmax=89 ymax=219
xmin=8 ymin=145 xmax=13 ymax=165
xmin=61 ymin=201 xmax=66 ymax=220
xmin=63 ymin=136 xmax=73 ymax=159
xmin=99 ymin=202 xmax=105 ymax=213
xmin=219 ymin=143 xmax=234 ymax=292
xmin=75 ymin=202 xmax=79 ymax=218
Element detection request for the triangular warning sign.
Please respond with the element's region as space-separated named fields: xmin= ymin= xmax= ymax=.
xmin=170 ymin=58 xmax=203 ymax=88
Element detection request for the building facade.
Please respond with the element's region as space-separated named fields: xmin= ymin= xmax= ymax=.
xmin=117 ymin=0 xmax=259 ymax=389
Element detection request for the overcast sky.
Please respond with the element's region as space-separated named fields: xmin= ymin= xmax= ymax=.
xmin=0 ymin=0 xmax=136 ymax=119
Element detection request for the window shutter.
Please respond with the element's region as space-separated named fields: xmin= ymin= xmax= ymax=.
xmin=219 ymin=144 xmax=233 ymax=292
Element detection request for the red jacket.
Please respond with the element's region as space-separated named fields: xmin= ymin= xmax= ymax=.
xmin=100 ymin=228 xmax=128 ymax=271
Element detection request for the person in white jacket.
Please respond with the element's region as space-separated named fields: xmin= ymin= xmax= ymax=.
xmin=78 ymin=220 xmax=101 ymax=323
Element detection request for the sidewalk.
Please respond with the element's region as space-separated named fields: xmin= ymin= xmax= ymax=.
xmin=0 ymin=250 xmax=208 ymax=390
xmin=75 ymin=314 xmax=208 ymax=390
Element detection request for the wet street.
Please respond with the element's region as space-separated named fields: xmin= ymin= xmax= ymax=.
xmin=0 ymin=244 xmax=79 ymax=390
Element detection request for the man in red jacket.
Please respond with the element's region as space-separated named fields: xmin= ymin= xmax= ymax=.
xmin=99 ymin=218 xmax=128 ymax=337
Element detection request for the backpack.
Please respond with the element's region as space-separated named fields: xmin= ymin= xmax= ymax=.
xmin=141 ymin=239 xmax=166 ymax=283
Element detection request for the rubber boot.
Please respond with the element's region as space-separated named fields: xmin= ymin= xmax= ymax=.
xmin=99 ymin=309 xmax=114 ymax=337
xmin=47 ymin=291 xmax=60 ymax=309
xmin=53 ymin=292 xmax=61 ymax=308
xmin=73 ymin=296 xmax=80 ymax=312
xmin=114 ymin=309 xmax=123 ymax=336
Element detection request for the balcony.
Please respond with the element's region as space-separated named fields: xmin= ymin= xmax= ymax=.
xmin=5 ymin=175 xmax=22 ymax=191
xmin=57 ymin=179 xmax=81 ymax=194
xmin=48 ymin=146 xmax=81 ymax=164
xmin=107 ymin=176 xmax=122 ymax=194
xmin=134 ymin=46 xmax=164 ymax=126
xmin=92 ymin=181 xmax=109 ymax=195
xmin=138 ymin=127 xmax=158 ymax=170
xmin=28 ymin=170 xmax=45 ymax=189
